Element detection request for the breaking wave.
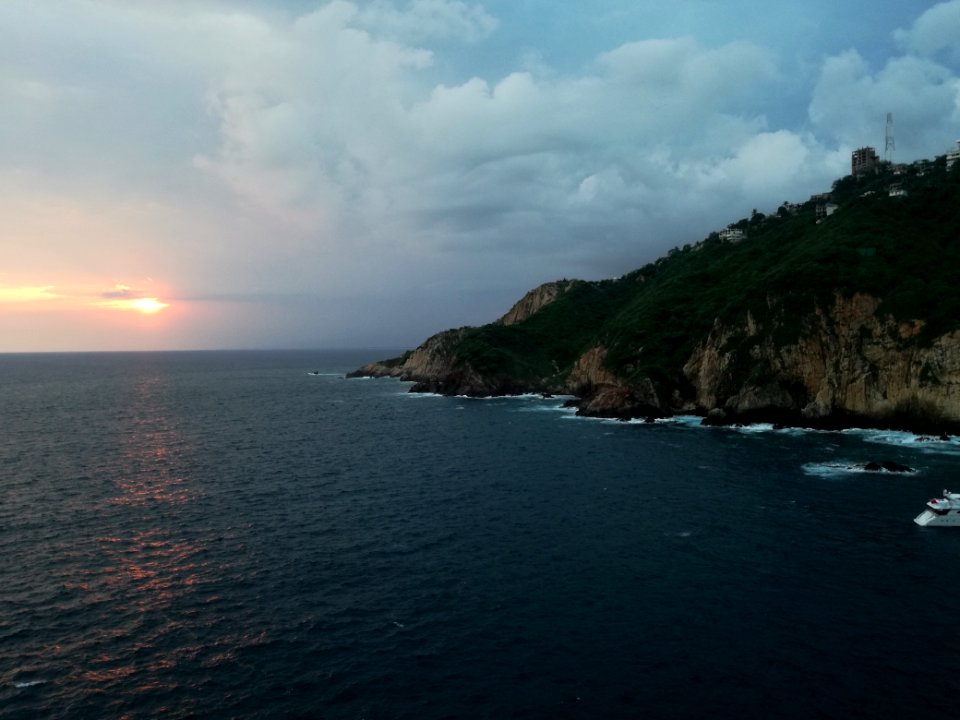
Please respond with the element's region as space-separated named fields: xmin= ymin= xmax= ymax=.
xmin=802 ymin=461 xmax=919 ymax=478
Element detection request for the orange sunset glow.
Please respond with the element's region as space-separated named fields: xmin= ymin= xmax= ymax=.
xmin=0 ymin=282 xmax=171 ymax=316
xmin=95 ymin=284 xmax=171 ymax=314
xmin=0 ymin=286 xmax=62 ymax=303
xmin=0 ymin=278 xmax=179 ymax=352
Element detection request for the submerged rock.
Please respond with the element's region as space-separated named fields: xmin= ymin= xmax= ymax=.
xmin=862 ymin=460 xmax=915 ymax=473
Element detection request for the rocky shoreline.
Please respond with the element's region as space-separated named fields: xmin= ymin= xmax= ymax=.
xmin=348 ymin=359 xmax=960 ymax=439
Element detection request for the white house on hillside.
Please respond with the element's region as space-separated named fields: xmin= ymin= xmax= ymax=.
xmin=718 ymin=227 xmax=746 ymax=242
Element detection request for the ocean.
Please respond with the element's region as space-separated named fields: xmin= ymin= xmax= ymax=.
xmin=3 ymin=349 xmax=960 ymax=719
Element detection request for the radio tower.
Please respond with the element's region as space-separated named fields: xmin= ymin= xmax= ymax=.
xmin=884 ymin=112 xmax=895 ymax=163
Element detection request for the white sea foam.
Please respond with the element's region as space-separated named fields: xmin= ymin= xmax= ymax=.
xmin=726 ymin=422 xmax=828 ymax=437
xmin=654 ymin=415 xmax=704 ymax=428
xmin=14 ymin=680 xmax=45 ymax=688
xmin=452 ymin=392 xmax=547 ymax=400
xmin=559 ymin=413 xmax=624 ymax=425
xmin=735 ymin=423 xmax=776 ymax=434
xmin=801 ymin=461 xmax=919 ymax=477
xmin=775 ymin=426 xmax=822 ymax=437
xmin=404 ymin=391 xmax=444 ymax=398
xmin=843 ymin=428 xmax=915 ymax=444
xmin=668 ymin=419 xmax=957 ymax=453
xmin=516 ymin=403 xmax=578 ymax=414
xmin=802 ymin=462 xmax=868 ymax=477
xmin=844 ymin=429 xmax=960 ymax=454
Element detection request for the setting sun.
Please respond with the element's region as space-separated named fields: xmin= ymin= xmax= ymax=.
xmin=97 ymin=296 xmax=171 ymax=314
xmin=128 ymin=297 xmax=169 ymax=314
xmin=93 ymin=284 xmax=171 ymax=314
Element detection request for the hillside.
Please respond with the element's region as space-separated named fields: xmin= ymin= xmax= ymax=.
xmin=350 ymin=154 xmax=960 ymax=433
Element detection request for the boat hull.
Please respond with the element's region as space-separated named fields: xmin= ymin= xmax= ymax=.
xmin=914 ymin=509 xmax=960 ymax=526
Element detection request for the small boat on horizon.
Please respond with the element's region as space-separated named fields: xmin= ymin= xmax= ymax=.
xmin=914 ymin=490 xmax=960 ymax=526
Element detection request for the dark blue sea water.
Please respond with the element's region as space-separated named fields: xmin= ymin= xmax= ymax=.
xmin=3 ymin=350 xmax=960 ymax=719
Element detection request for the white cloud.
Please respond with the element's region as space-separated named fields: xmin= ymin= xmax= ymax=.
xmin=187 ymin=20 xmax=796 ymax=266
xmin=895 ymin=0 xmax=960 ymax=58
xmin=596 ymin=37 xmax=778 ymax=105
xmin=700 ymin=132 xmax=811 ymax=193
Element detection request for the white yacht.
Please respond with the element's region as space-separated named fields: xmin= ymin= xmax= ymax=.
xmin=914 ymin=490 xmax=960 ymax=526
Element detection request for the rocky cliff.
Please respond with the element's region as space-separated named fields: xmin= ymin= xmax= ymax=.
xmin=681 ymin=293 xmax=960 ymax=430
xmin=565 ymin=346 xmax=665 ymax=418
xmin=496 ymin=280 xmax=577 ymax=326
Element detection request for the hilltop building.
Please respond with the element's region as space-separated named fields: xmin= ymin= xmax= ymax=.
xmin=947 ymin=140 xmax=960 ymax=169
xmin=852 ymin=147 xmax=879 ymax=176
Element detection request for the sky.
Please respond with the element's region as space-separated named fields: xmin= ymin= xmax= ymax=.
xmin=2 ymin=0 xmax=959 ymax=352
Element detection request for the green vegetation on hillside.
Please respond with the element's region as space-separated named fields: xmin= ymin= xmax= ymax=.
xmin=454 ymin=278 xmax=642 ymax=382
xmin=451 ymin=158 xmax=960 ymax=387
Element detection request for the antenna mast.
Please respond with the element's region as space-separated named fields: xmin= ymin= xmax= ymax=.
xmin=884 ymin=112 xmax=895 ymax=163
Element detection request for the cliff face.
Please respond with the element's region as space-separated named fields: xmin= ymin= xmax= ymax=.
xmin=681 ymin=293 xmax=960 ymax=429
xmin=565 ymin=346 xmax=663 ymax=418
xmin=496 ymin=280 xmax=577 ymax=326
xmin=348 ymin=327 xmax=471 ymax=381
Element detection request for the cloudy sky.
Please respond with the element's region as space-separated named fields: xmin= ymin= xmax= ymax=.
xmin=2 ymin=0 xmax=959 ymax=351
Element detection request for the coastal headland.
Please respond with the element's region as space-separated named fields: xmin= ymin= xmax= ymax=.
xmin=350 ymin=153 xmax=960 ymax=435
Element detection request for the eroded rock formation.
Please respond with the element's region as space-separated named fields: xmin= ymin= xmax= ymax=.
xmin=682 ymin=293 xmax=960 ymax=429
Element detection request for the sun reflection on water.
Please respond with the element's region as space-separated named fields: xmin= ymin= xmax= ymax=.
xmin=75 ymin=371 xmax=225 ymax=694
xmin=111 ymin=374 xmax=194 ymax=508
xmin=98 ymin=530 xmax=209 ymax=611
